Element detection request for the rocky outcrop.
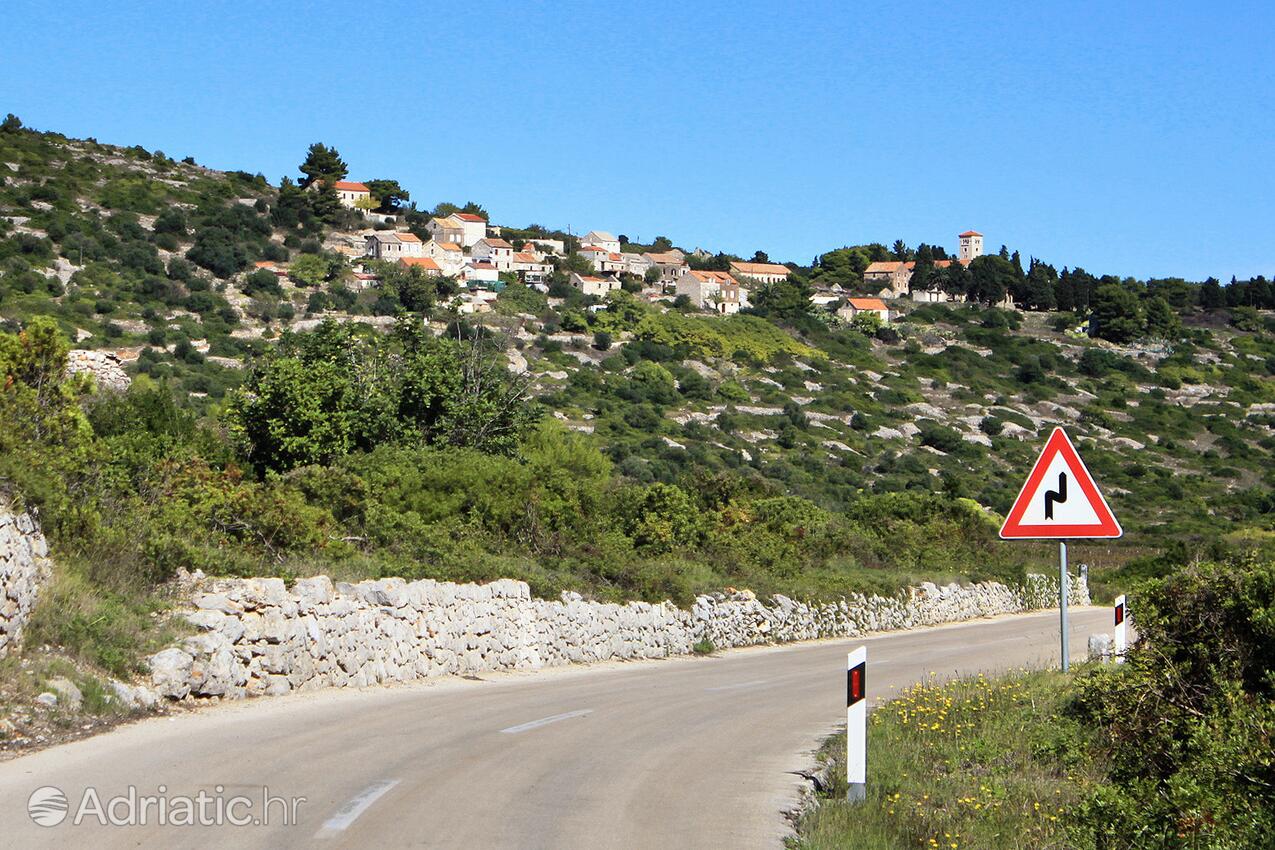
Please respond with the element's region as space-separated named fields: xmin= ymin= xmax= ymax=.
xmin=149 ymin=572 xmax=1089 ymax=701
xmin=65 ymin=349 xmax=131 ymax=392
xmin=0 ymin=507 xmax=52 ymax=658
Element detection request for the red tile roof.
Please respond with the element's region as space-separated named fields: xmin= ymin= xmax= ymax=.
xmin=729 ymin=261 xmax=791 ymax=277
xmin=454 ymin=213 xmax=487 ymax=222
xmin=959 ymin=230 xmax=983 ymax=237
xmin=396 ymin=232 xmax=422 ymax=243
xmin=399 ymin=257 xmax=441 ymax=271
xmin=847 ymin=297 xmax=888 ymax=310
xmin=334 ymin=181 xmax=369 ymax=192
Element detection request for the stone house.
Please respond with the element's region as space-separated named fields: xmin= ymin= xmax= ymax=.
xmin=471 ymin=237 xmax=515 ymax=271
xmin=837 ymin=297 xmax=891 ymax=323
xmin=676 ymin=269 xmax=748 ymax=314
xmin=569 ymin=272 xmax=621 ymax=298
xmin=333 ymin=181 xmax=370 ymax=209
xmin=728 ymin=261 xmax=791 ymax=286
xmin=580 ymin=230 xmax=620 ymax=254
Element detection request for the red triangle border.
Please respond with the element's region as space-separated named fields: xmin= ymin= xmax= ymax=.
xmin=999 ymin=427 xmax=1123 ymax=539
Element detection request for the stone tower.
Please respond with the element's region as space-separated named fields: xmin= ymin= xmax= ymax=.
xmin=958 ymin=230 xmax=984 ymax=262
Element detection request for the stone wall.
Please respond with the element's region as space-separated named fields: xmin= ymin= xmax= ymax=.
xmin=66 ymin=349 xmax=131 ymax=392
xmin=0 ymin=508 xmax=52 ymax=658
xmin=149 ymin=572 xmax=1089 ymax=701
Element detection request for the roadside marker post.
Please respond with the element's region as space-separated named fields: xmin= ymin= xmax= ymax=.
xmin=846 ymin=646 xmax=866 ymax=802
xmin=999 ymin=427 xmax=1122 ymax=672
xmin=1113 ymin=594 xmax=1127 ymax=662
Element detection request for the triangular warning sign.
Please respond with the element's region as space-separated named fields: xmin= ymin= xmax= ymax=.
xmin=999 ymin=427 xmax=1122 ymax=539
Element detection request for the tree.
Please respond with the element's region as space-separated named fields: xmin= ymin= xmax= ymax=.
xmin=308 ymin=182 xmax=341 ymax=223
xmin=966 ymin=255 xmax=1016 ymax=305
xmin=289 ymin=253 xmax=342 ymax=287
xmin=365 ymin=179 xmax=410 ymax=213
xmin=1017 ymin=261 xmax=1057 ymax=311
xmin=752 ymin=250 xmax=770 ymax=263
xmin=1089 ymin=283 xmax=1144 ymax=343
xmin=1143 ymin=296 xmax=1182 ymax=339
xmin=752 ymin=275 xmax=814 ymax=323
xmin=1199 ymin=277 xmax=1225 ymax=310
xmin=298 ymin=143 xmax=348 ymax=189
xmin=186 ymin=226 xmax=248 ymax=278
xmin=891 ymin=239 xmax=910 ymax=261
xmin=1 ymin=114 xmax=23 ymax=133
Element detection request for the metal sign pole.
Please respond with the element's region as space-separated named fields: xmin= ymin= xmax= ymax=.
xmin=1059 ymin=540 xmax=1070 ymax=672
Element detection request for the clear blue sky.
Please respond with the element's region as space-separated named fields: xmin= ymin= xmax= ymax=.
xmin=2 ymin=1 xmax=1272 ymax=280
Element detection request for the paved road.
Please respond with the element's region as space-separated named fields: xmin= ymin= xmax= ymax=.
xmin=0 ymin=607 xmax=1110 ymax=849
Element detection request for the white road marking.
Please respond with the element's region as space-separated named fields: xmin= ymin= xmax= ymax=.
xmin=704 ymin=679 xmax=770 ymax=692
xmin=500 ymin=709 xmax=593 ymax=734
xmin=315 ymin=779 xmax=400 ymax=839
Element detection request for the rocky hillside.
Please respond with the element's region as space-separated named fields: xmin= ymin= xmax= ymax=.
xmin=1 ymin=121 xmax=1273 ymax=561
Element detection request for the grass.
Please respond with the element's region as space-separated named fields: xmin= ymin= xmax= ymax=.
xmin=793 ymin=670 xmax=1101 ymax=850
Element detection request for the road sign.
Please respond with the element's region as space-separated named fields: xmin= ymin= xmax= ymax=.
xmin=846 ymin=646 xmax=866 ymax=802
xmin=999 ymin=427 xmax=1122 ymax=540
xmin=1113 ymin=594 xmax=1127 ymax=662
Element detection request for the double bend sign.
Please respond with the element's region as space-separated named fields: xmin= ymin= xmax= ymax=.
xmin=999 ymin=427 xmax=1122 ymax=540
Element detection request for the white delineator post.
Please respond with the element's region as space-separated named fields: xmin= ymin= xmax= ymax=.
xmin=1113 ymin=595 xmax=1127 ymax=662
xmin=846 ymin=646 xmax=866 ymax=802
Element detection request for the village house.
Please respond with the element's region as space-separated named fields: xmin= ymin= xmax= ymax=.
xmin=333 ymin=181 xmax=370 ymax=209
xmin=513 ymin=251 xmax=553 ymax=284
xmin=453 ymin=213 xmax=488 ymax=247
xmin=471 ymin=237 xmax=515 ymax=271
xmin=425 ymin=216 xmax=466 ymax=246
xmin=525 ymin=238 xmax=565 ymax=255
xmin=580 ymin=230 xmax=620 ymax=254
xmin=837 ymin=297 xmax=892 ymax=324
xmin=364 ymin=231 xmax=424 ymax=260
xmin=642 ymin=250 xmax=686 ymax=288
xmin=579 ymin=245 xmax=626 ymax=274
xmin=398 ymin=256 xmax=443 ymax=276
xmin=569 ymin=272 xmax=621 ymax=298
xmin=350 ymin=271 xmax=379 ymax=290
xmin=729 ymin=260 xmax=791 ymax=286
xmin=462 ymin=261 xmax=502 ymax=287
xmin=620 ymin=253 xmax=653 ymax=278
xmin=676 ymin=269 xmax=748 ymax=314
xmin=422 ymin=240 xmax=465 ymax=276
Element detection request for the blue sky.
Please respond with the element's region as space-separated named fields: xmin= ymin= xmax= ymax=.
xmin=2 ymin=0 xmax=1272 ymax=280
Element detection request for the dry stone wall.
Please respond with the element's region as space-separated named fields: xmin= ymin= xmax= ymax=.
xmin=0 ymin=508 xmax=52 ymax=658
xmin=149 ymin=572 xmax=1089 ymax=701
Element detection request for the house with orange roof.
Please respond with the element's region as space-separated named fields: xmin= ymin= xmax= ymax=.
xmin=425 ymin=216 xmax=466 ymax=247
xmin=578 ymin=245 xmax=626 ymax=274
xmin=729 ymin=260 xmax=791 ymax=286
xmin=423 ymin=240 xmax=465 ymax=276
xmin=580 ymin=230 xmax=620 ymax=254
xmin=642 ymin=250 xmax=686 ymax=288
xmin=333 ymin=181 xmax=370 ymax=209
xmin=398 ymin=256 xmax=443 ymax=276
xmin=837 ymin=297 xmax=892 ymax=324
xmin=472 ymin=237 xmax=515 ymax=271
xmin=451 ymin=213 xmax=488 ymax=247
xmin=676 ymin=269 xmax=748 ymax=314
xmin=513 ymin=251 xmax=552 ymax=284
xmin=569 ymin=272 xmax=621 ymax=298
xmin=365 ymin=230 xmax=423 ymax=260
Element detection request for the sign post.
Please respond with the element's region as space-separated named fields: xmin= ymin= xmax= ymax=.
xmin=846 ymin=646 xmax=866 ymax=802
xmin=999 ymin=427 xmax=1122 ymax=672
xmin=1113 ymin=594 xmax=1127 ymax=662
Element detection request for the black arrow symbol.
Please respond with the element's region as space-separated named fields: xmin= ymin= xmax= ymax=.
xmin=1045 ymin=471 xmax=1067 ymax=520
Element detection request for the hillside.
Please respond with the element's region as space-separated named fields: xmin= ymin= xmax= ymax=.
xmin=1 ymin=116 xmax=1273 ymax=646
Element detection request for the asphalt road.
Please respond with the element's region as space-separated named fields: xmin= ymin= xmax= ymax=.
xmin=0 ymin=606 xmax=1111 ymax=849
